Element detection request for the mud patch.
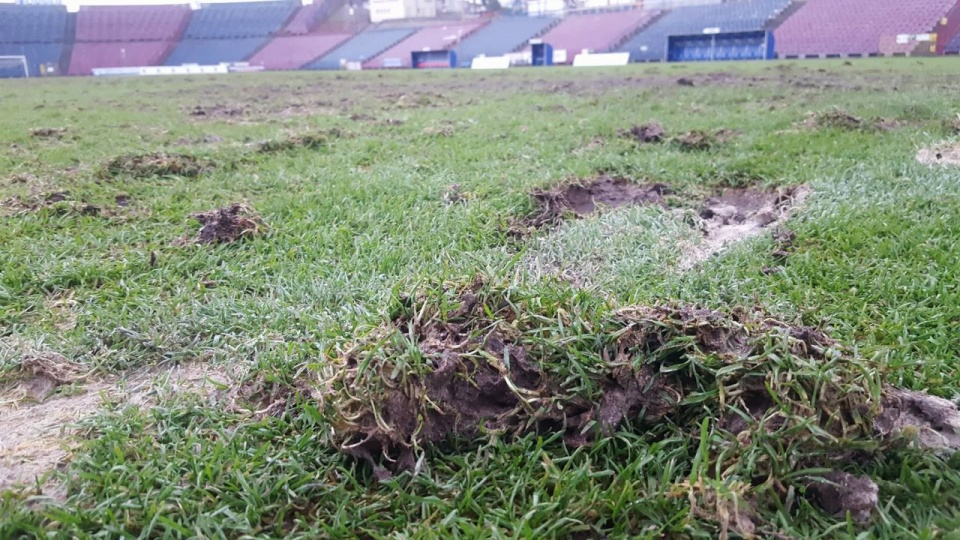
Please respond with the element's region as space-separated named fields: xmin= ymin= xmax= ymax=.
xmin=99 ymin=152 xmax=213 ymax=179
xmin=179 ymin=203 xmax=266 ymax=245
xmin=681 ymin=186 xmax=809 ymax=269
xmin=517 ymin=176 xmax=670 ymax=233
xmin=622 ymin=122 xmax=666 ymax=144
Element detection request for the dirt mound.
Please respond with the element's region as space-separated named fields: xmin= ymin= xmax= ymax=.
xmin=681 ymin=186 xmax=809 ymax=269
xmin=319 ymin=283 xmax=959 ymax=485
xmin=806 ymin=109 xmax=862 ymax=130
xmin=257 ymin=132 xmax=328 ymax=153
xmin=916 ymin=142 xmax=960 ymax=165
xmin=180 ymin=203 xmax=266 ymax=245
xmin=30 ymin=128 xmax=66 ymax=140
xmin=99 ymin=152 xmax=213 ymax=179
xmin=519 ymin=176 xmax=670 ymax=232
xmin=623 ymin=122 xmax=666 ymax=144
xmin=674 ymin=129 xmax=736 ymax=151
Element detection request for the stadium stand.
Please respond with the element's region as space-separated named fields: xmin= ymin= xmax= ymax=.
xmin=0 ymin=4 xmax=67 ymax=76
xmin=620 ymin=0 xmax=791 ymax=61
xmin=183 ymin=1 xmax=296 ymax=39
xmin=249 ymin=34 xmax=353 ymax=69
xmin=0 ymin=43 xmax=62 ymax=76
xmin=74 ymin=5 xmax=191 ymax=42
xmin=69 ymin=41 xmax=176 ymax=75
xmin=281 ymin=1 xmax=332 ymax=35
xmin=306 ymin=27 xmax=417 ymax=69
xmin=0 ymin=4 xmax=67 ymax=44
xmin=454 ymin=16 xmax=558 ymax=67
xmin=165 ymin=37 xmax=269 ymax=65
xmin=533 ymin=8 xmax=658 ymax=63
xmin=775 ymin=0 xmax=955 ymax=57
xmin=364 ymin=21 xmax=485 ymax=68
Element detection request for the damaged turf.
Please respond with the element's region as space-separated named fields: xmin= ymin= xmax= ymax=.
xmin=518 ymin=176 xmax=670 ymax=232
xmin=315 ymin=281 xmax=960 ymax=530
xmin=257 ymin=132 xmax=330 ymax=154
xmin=681 ymin=185 xmax=809 ymax=269
xmin=99 ymin=152 xmax=213 ymax=179
xmin=622 ymin=122 xmax=666 ymax=144
xmin=180 ymin=203 xmax=267 ymax=245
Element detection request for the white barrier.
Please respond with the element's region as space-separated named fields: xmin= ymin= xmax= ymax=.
xmin=471 ymin=56 xmax=511 ymax=69
xmin=572 ymin=52 xmax=630 ymax=67
xmin=93 ymin=64 xmax=230 ymax=77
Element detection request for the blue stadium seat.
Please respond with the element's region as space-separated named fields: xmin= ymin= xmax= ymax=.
xmin=455 ymin=16 xmax=557 ymax=67
xmin=165 ymin=38 xmax=268 ymax=65
xmin=305 ymin=28 xmax=417 ymax=70
xmin=183 ymin=2 xmax=296 ymax=39
xmin=0 ymin=5 xmax=67 ymax=44
xmin=0 ymin=43 xmax=63 ymax=76
xmin=620 ymin=0 xmax=790 ymax=62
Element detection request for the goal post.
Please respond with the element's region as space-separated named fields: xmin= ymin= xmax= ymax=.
xmin=0 ymin=56 xmax=29 ymax=79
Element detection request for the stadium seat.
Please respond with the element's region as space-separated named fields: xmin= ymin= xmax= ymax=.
xmin=455 ymin=16 xmax=558 ymax=67
xmin=531 ymin=9 xmax=659 ymax=63
xmin=305 ymin=27 xmax=418 ymax=69
xmin=68 ymin=42 xmax=176 ymax=75
xmin=75 ymin=6 xmax=191 ymax=43
xmin=183 ymin=2 xmax=296 ymax=40
xmin=775 ymin=0 xmax=955 ymax=57
xmin=0 ymin=43 xmax=62 ymax=76
xmin=249 ymin=34 xmax=352 ymax=70
xmin=363 ymin=22 xmax=485 ymax=69
xmin=620 ymin=0 xmax=791 ymax=62
xmin=165 ymin=38 xmax=269 ymax=65
xmin=0 ymin=4 xmax=67 ymax=44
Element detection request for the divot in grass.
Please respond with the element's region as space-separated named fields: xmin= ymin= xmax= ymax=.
xmin=680 ymin=185 xmax=809 ymax=270
xmin=516 ymin=176 xmax=670 ymax=233
xmin=99 ymin=152 xmax=213 ymax=179
xmin=178 ymin=203 xmax=267 ymax=245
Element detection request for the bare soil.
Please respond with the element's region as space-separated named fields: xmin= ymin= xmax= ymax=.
xmin=517 ymin=176 xmax=670 ymax=233
xmin=680 ymin=186 xmax=810 ymax=269
xmin=917 ymin=141 xmax=960 ymax=165
xmin=181 ymin=203 xmax=267 ymax=245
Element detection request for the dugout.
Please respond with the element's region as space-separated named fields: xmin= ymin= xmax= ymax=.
xmin=666 ymin=30 xmax=775 ymax=62
xmin=411 ymin=50 xmax=458 ymax=69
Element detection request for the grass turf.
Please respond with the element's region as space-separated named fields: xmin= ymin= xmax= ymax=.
xmin=2 ymin=58 xmax=960 ymax=538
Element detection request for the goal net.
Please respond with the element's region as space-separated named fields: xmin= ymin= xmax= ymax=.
xmin=0 ymin=56 xmax=29 ymax=79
